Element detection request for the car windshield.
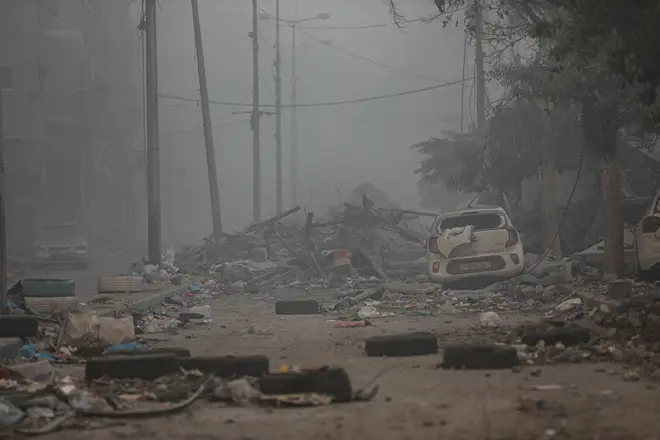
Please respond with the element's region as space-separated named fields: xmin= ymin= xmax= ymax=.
xmin=37 ymin=224 xmax=83 ymax=240
xmin=439 ymin=213 xmax=504 ymax=232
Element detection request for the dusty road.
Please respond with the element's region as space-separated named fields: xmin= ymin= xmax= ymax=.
xmin=40 ymin=290 xmax=660 ymax=440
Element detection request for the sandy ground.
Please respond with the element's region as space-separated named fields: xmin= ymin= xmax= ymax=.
xmin=41 ymin=292 xmax=660 ymax=440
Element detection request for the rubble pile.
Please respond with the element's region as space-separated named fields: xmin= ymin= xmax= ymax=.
xmin=0 ymin=363 xmax=376 ymax=435
xmin=167 ymin=202 xmax=430 ymax=293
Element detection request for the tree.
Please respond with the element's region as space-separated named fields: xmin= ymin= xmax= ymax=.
xmin=392 ymin=0 xmax=660 ymax=275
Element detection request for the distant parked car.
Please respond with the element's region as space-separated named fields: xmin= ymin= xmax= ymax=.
xmin=426 ymin=206 xmax=524 ymax=284
xmin=32 ymin=223 xmax=90 ymax=269
xmin=634 ymin=191 xmax=660 ymax=280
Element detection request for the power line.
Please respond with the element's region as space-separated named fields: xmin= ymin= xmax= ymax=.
xmin=166 ymin=116 xmax=251 ymax=135
xmin=297 ymin=28 xmax=443 ymax=83
xmin=281 ymin=22 xmax=394 ymax=30
xmin=159 ymin=77 xmax=472 ymax=109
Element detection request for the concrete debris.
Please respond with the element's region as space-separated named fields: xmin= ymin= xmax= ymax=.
xmin=479 ymin=311 xmax=503 ymax=328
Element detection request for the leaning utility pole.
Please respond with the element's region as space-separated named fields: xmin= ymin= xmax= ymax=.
xmin=0 ymin=90 xmax=7 ymax=313
xmin=191 ymin=0 xmax=223 ymax=239
xmin=274 ymin=0 xmax=283 ymax=214
xmin=145 ymin=0 xmax=162 ymax=265
xmin=460 ymin=29 xmax=468 ymax=135
xmin=251 ymin=0 xmax=261 ymax=222
xmin=473 ymin=0 xmax=486 ymax=131
xmin=290 ymin=20 xmax=298 ymax=207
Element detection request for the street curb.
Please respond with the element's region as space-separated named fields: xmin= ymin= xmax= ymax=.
xmin=98 ymin=284 xmax=189 ymax=317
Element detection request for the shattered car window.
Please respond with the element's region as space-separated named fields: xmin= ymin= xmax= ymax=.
xmin=439 ymin=213 xmax=503 ymax=232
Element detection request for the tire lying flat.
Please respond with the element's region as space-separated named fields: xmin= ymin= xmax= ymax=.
xmin=258 ymin=367 xmax=353 ymax=403
xmin=365 ymin=332 xmax=438 ymax=357
xmin=0 ymin=315 xmax=39 ymax=338
xmin=85 ymin=354 xmax=181 ymax=380
xmin=22 ymin=278 xmax=76 ymax=297
xmin=180 ymin=355 xmax=270 ymax=378
xmin=97 ymin=276 xmax=145 ymax=294
xmin=521 ymin=326 xmax=591 ymax=347
xmin=442 ymin=343 xmax=520 ymax=370
xmin=274 ymin=299 xmax=321 ymax=315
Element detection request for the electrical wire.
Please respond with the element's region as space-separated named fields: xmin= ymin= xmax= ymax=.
xmin=296 ymin=28 xmax=445 ymax=83
xmin=159 ymin=77 xmax=471 ymax=109
xmin=166 ymin=116 xmax=251 ymax=135
xmin=280 ymin=22 xmax=394 ymax=30
xmin=525 ymin=143 xmax=587 ymax=274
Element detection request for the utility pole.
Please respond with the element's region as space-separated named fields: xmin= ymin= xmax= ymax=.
xmin=145 ymin=0 xmax=162 ymax=265
xmin=474 ymin=0 xmax=486 ymax=131
xmin=290 ymin=21 xmax=297 ymax=207
xmin=251 ymin=0 xmax=261 ymax=222
xmin=460 ymin=29 xmax=468 ymax=135
xmin=0 ymin=90 xmax=7 ymax=313
xmin=274 ymin=0 xmax=283 ymax=214
xmin=191 ymin=0 xmax=223 ymax=239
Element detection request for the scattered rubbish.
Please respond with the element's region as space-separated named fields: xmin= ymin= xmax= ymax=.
xmin=357 ymin=305 xmax=381 ymax=319
xmin=62 ymin=312 xmax=135 ymax=349
xmin=0 ymin=398 xmax=24 ymax=427
xmin=555 ymin=297 xmax=582 ymax=312
xmin=479 ymin=311 xmax=503 ymax=328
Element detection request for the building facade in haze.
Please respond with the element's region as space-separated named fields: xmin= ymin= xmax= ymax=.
xmin=0 ymin=0 xmax=144 ymax=260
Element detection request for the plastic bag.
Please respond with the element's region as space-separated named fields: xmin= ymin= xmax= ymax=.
xmin=0 ymin=399 xmax=24 ymax=427
xmin=62 ymin=311 xmax=135 ymax=348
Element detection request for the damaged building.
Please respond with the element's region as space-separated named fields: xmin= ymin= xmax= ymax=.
xmin=0 ymin=0 xmax=144 ymax=261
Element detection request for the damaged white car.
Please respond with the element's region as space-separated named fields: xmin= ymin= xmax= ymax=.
xmin=426 ymin=206 xmax=524 ymax=284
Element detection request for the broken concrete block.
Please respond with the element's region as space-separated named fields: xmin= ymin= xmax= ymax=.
xmin=608 ymin=279 xmax=632 ymax=299
xmin=479 ymin=311 xmax=503 ymax=328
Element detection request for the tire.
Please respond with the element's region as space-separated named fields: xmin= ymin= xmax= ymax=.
xmin=97 ymin=276 xmax=145 ymax=294
xmin=521 ymin=326 xmax=591 ymax=347
xmin=180 ymin=355 xmax=270 ymax=378
xmin=0 ymin=315 xmax=39 ymax=338
xmin=442 ymin=344 xmax=520 ymax=370
xmin=258 ymin=367 xmax=353 ymax=403
xmin=102 ymin=347 xmax=191 ymax=358
xmin=85 ymin=354 xmax=181 ymax=380
xmin=365 ymin=332 xmax=438 ymax=357
xmin=275 ymin=299 xmax=321 ymax=315
xmin=22 ymin=278 xmax=76 ymax=298
xmin=24 ymin=297 xmax=78 ymax=315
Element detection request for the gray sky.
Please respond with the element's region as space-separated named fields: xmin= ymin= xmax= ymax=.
xmin=155 ymin=0 xmax=481 ymax=244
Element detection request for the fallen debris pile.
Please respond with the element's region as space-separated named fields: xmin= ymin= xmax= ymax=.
xmin=171 ymin=200 xmax=431 ymax=292
xmin=0 ymin=361 xmax=377 ymax=435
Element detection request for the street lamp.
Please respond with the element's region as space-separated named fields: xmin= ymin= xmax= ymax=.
xmin=259 ymin=9 xmax=330 ymax=209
